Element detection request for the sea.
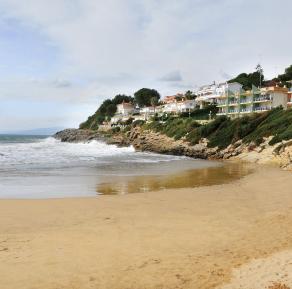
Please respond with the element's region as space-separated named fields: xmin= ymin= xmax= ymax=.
xmin=0 ymin=135 xmax=252 ymax=199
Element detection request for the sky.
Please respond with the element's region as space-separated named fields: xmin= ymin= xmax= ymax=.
xmin=0 ymin=0 xmax=291 ymax=131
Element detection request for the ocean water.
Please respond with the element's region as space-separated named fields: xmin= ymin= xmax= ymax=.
xmin=0 ymin=135 xmax=251 ymax=199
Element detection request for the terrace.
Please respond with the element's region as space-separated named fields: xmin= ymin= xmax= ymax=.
xmin=253 ymin=95 xmax=272 ymax=103
xmin=253 ymin=106 xmax=271 ymax=112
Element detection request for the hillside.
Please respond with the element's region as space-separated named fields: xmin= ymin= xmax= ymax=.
xmin=143 ymin=107 xmax=292 ymax=148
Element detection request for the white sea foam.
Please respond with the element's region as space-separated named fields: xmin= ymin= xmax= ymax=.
xmin=0 ymin=137 xmax=136 ymax=169
xmin=0 ymin=136 xmax=217 ymax=198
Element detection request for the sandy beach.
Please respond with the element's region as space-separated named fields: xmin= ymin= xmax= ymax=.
xmin=1 ymin=165 xmax=292 ymax=289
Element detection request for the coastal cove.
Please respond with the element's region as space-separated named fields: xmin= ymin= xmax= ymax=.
xmin=0 ymin=134 xmax=252 ymax=199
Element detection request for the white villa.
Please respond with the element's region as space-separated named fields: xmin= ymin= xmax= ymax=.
xmin=163 ymin=99 xmax=196 ymax=113
xmin=116 ymin=102 xmax=135 ymax=115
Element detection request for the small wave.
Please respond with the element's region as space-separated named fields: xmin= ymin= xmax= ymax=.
xmin=0 ymin=137 xmax=135 ymax=169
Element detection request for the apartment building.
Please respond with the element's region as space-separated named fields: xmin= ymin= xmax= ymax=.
xmin=195 ymin=82 xmax=242 ymax=108
xmin=216 ymin=85 xmax=288 ymax=117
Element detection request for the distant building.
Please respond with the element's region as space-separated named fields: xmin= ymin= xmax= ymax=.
xmin=216 ymin=85 xmax=289 ymax=117
xmin=140 ymin=106 xmax=156 ymax=115
xmin=116 ymin=102 xmax=135 ymax=116
xmin=163 ymin=93 xmax=184 ymax=104
xmin=110 ymin=102 xmax=135 ymax=124
xmin=195 ymin=82 xmax=242 ymax=108
xmin=162 ymin=93 xmax=197 ymax=114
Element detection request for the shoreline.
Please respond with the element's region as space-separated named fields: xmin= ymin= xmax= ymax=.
xmin=54 ymin=128 xmax=292 ymax=170
xmin=1 ymin=166 xmax=292 ymax=289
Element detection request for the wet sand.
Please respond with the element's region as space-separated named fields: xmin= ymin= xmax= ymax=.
xmin=1 ymin=166 xmax=292 ymax=289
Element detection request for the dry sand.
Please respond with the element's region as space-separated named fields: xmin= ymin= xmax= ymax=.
xmin=1 ymin=166 xmax=292 ymax=289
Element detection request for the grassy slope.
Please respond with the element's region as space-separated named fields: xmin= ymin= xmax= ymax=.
xmin=144 ymin=108 xmax=292 ymax=149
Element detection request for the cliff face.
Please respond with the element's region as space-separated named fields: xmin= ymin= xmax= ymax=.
xmin=54 ymin=127 xmax=292 ymax=170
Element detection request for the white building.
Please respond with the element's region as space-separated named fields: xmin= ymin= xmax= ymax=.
xmin=162 ymin=95 xmax=197 ymax=114
xmin=116 ymin=102 xmax=134 ymax=116
xmin=177 ymin=99 xmax=197 ymax=112
xmin=140 ymin=106 xmax=156 ymax=115
xmin=216 ymin=85 xmax=289 ymax=117
xmin=195 ymin=82 xmax=242 ymax=108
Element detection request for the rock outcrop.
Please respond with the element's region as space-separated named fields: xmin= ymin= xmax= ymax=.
xmin=54 ymin=128 xmax=102 ymax=142
xmin=54 ymin=127 xmax=292 ymax=170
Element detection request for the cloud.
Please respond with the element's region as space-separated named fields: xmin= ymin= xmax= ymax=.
xmin=51 ymin=79 xmax=72 ymax=88
xmin=1 ymin=0 xmax=292 ymax=89
xmin=159 ymin=71 xmax=183 ymax=82
xmin=219 ymin=70 xmax=232 ymax=81
xmin=0 ymin=0 xmax=292 ymax=129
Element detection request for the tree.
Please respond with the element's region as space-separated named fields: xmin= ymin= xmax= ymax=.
xmin=150 ymin=96 xmax=159 ymax=113
xmin=255 ymin=63 xmax=264 ymax=87
xmin=228 ymin=66 xmax=265 ymax=90
xmin=106 ymin=103 xmax=117 ymax=117
xmin=277 ymin=65 xmax=292 ymax=87
xmin=112 ymin=94 xmax=134 ymax=105
xmin=185 ymin=90 xmax=196 ymax=100
xmin=134 ymin=88 xmax=160 ymax=107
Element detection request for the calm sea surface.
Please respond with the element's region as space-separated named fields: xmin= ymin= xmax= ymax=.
xmin=0 ymin=135 xmax=252 ymax=199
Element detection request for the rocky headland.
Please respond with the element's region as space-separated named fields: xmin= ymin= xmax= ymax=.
xmin=54 ymin=127 xmax=292 ymax=170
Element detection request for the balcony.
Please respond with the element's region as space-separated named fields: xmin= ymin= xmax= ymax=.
xmin=240 ymin=98 xmax=253 ymax=104
xmin=217 ymin=101 xmax=227 ymax=107
xmin=228 ymin=101 xmax=239 ymax=106
xmin=253 ymin=96 xmax=271 ymax=103
xmin=253 ymin=106 xmax=271 ymax=112
xmin=228 ymin=109 xmax=239 ymax=114
xmin=240 ymin=108 xmax=253 ymax=113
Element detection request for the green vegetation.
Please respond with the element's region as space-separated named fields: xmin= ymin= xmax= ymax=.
xmin=274 ymin=64 xmax=292 ymax=88
xmin=179 ymin=104 xmax=218 ymax=120
xmin=143 ymin=108 xmax=292 ymax=148
xmin=228 ymin=71 xmax=264 ymax=90
xmin=79 ymin=94 xmax=134 ymax=130
xmin=145 ymin=117 xmax=201 ymax=141
xmin=134 ymin=88 xmax=160 ymax=107
xmin=184 ymin=90 xmax=197 ymax=100
xmin=227 ymin=64 xmax=265 ymax=90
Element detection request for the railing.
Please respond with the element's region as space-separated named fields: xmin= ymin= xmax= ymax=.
xmin=253 ymin=106 xmax=271 ymax=112
xmin=253 ymin=96 xmax=271 ymax=102
xmin=228 ymin=109 xmax=239 ymax=114
xmin=217 ymin=101 xmax=227 ymax=106
xmin=240 ymin=98 xmax=253 ymax=104
xmin=240 ymin=108 xmax=253 ymax=113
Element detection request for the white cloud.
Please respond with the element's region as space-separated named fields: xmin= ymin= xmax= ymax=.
xmin=0 ymin=0 xmax=291 ymax=129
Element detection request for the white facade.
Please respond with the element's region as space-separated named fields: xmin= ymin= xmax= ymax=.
xmin=216 ymin=86 xmax=289 ymax=117
xmin=163 ymin=99 xmax=196 ymax=113
xmin=195 ymin=82 xmax=242 ymax=108
xmin=177 ymin=100 xmax=197 ymax=112
xmin=140 ymin=106 xmax=156 ymax=114
xmin=116 ymin=102 xmax=134 ymax=116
